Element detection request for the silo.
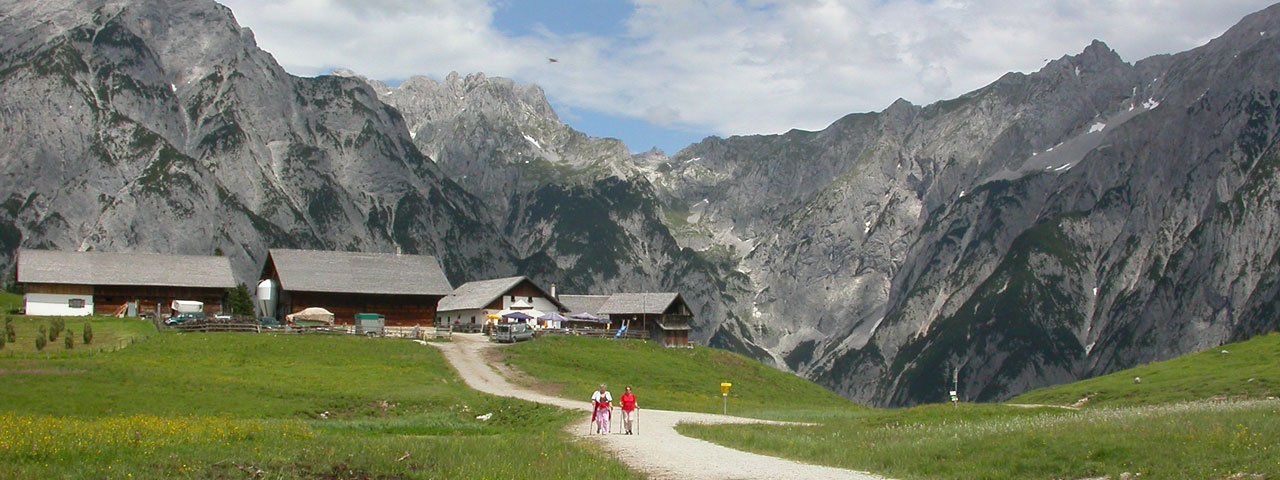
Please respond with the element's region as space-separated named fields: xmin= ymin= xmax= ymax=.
xmin=256 ymin=279 xmax=277 ymax=320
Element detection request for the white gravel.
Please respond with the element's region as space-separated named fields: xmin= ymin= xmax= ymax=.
xmin=430 ymin=334 xmax=888 ymax=480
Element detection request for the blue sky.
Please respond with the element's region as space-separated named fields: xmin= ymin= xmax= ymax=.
xmin=222 ymin=0 xmax=1274 ymax=155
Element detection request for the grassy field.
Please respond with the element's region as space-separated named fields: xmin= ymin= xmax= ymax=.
xmin=0 ymin=315 xmax=155 ymax=356
xmin=1011 ymin=333 xmax=1280 ymax=408
xmin=1 ymin=318 xmax=637 ymax=479
xmin=501 ymin=335 xmax=863 ymax=419
xmin=668 ymin=334 xmax=1280 ymax=480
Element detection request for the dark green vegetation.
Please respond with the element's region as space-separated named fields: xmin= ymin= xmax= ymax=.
xmin=502 ymin=336 xmax=863 ymax=420
xmin=0 ymin=318 xmax=636 ymax=479
xmin=672 ymin=334 xmax=1280 ymax=479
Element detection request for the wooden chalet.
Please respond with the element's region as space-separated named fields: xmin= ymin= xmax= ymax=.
xmin=16 ymin=249 xmax=235 ymax=317
xmin=436 ymin=276 xmax=567 ymax=331
xmin=598 ymin=292 xmax=694 ymax=347
xmin=259 ymin=249 xmax=453 ymax=327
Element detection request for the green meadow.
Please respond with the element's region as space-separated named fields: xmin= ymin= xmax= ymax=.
xmin=670 ymin=334 xmax=1280 ymax=480
xmin=0 ymin=316 xmax=636 ymax=479
xmin=501 ymin=335 xmax=862 ymax=420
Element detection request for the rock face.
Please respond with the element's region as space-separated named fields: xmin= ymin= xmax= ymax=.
xmin=651 ymin=8 xmax=1280 ymax=405
xmin=0 ymin=0 xmax=516 ymax=283
xmin=3 ymin=0 xmax=1280 ymax=407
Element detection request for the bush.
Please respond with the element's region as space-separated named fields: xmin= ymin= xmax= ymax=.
xmin=0 ymin=328 xmax=5 ymax=349
xmin=4 ymin=317 xmax=13 ymax=343
xmin=49 ymin=318 xmax=65 ymax=341
xmin=64 ymin=331 xmax=73 ymax=349
xmin=35 ymin=326 xmax=47 ymax=351
xmin=83 ymin=322 xmax=93 ymax=345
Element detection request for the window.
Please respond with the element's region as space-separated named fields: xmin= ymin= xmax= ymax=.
xmin=470 ymin=316 xmax=476 ymax=324
xmin=68 ymin=298 xmax=86 ymax=308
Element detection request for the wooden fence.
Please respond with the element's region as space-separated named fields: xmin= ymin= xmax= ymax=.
xmin=171 ymin=322 xmax=453 ymax=339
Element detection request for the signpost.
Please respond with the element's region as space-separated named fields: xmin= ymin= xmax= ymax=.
xmin=720 ymin=382 xmax=732 ymax=415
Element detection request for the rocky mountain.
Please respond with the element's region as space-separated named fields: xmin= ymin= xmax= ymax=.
xmin=652 ymin=7 xmax=1280 ymax=405
xmin=349 ymin=70 xmax=743 ymax=333
xmin=3 ymin=0 xmax=1279 ymax=408
xmin=0 ymin=0 xmax=517 ymax=283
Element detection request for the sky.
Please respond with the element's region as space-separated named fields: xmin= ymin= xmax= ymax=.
xmin=220 ymin=0 xmax=1276 ymax=154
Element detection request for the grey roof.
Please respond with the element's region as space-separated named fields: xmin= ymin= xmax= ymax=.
xmin=436 ymin=276 xmax=568 ymax=313
xmin=267 ymin=249 xmax=452 ymax=296
xmin=598 ymin=293 xmax=680 ymax=315
xmin=558 ymin=294 xmax=610 ymax=315
xmin=17 ymin=249 xmax=235 ymax=289
xmin=436 ymin=276 xmax=525 ymax=312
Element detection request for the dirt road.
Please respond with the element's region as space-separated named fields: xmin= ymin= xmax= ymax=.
xmin=429 ymin=334 xmax=886 ymax=480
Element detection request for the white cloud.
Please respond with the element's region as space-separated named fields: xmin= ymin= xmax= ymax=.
xmin=221 ymin=0 xmax=1276 ymax=142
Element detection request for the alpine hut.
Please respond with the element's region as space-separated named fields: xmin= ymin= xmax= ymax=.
xmin=16 ymin=249 xmax=235 ymax=317
xmin=257 ymin=249 xmax=453 ymax=326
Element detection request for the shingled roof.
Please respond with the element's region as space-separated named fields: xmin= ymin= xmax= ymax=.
xmin=558 ymin=294 xmax=610 ymax=315
xmin=436 ymin=276 xmax=567 ymax=312
xmin=597 ymin=292 xmax=681 ymax=315
xmin=17 ymin=249 xmax=235 ymax=289
xmin=265 ymin=249 xmax=452 ymax=296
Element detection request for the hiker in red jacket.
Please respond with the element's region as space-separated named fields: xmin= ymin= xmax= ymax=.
xmin=620 ymin=385 xmax=638 ymax=435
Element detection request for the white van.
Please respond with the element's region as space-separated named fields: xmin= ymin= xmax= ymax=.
xmin=493 ymin=323 xmax=534 ymax=343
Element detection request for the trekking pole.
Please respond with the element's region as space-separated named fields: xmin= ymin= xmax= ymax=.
xmin=636 ymin=408 xmax=640 ymax=435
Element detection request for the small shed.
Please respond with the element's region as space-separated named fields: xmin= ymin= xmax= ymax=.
xmin=16 ymin=249 xmax=235 ymax=317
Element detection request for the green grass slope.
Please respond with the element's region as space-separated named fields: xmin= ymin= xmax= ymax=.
xmin=1013 ymin=333 xmax=1280 ymax=407
xmin=1 ymin=324 xmax=636 ymax=479
xmin=502 ymin=336 xmax=863 ymax=419
xmin=670 ymin=333 xmax=1280 ymax=480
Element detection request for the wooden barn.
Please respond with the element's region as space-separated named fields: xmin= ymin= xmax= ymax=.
xmin=435 ymin=276 xmax=567 ymax=331
xmin=598 ymin=292 xmax=694 ymax=347
xmin=16 ymin=249 xmax=235 ymax=317
xmin=258 ymin=249 xmax=453 ymax=327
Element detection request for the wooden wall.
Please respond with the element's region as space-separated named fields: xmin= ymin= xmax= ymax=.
xmin=23 ymin=283 xmax=226 ymax=317
xmin=284 ymin=291 xmax=441 ymax=327
xmin=92 ymin=285 xmax=226 ymax=317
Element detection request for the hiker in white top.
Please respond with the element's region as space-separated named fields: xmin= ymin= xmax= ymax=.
xmin=591 ymin=384 xmax=612 ymax=434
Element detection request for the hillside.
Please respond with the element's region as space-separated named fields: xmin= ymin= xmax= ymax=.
xmin=1012 ymin=332 xmax=1280 ymax=408
xmin=0 ymin=320 xmax=635 ymax=479
xmin=502 ymin=336 xmax=862 ymax=419
xmin=673 ymin=334 xmax=1280 ymax=480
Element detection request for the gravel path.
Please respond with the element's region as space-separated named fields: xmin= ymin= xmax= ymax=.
xmin=429 ymin=334 xmax=887 ymax=480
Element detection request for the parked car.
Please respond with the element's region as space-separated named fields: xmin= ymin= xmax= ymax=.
xmin=493 ymin=323 xmax=534 ymax=343
xmin=165 ymin=312 xmax=205 ymax=326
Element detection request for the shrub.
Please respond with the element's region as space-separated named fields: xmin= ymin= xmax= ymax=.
xmin=0 ymin=328 xmax=5 ymax=349
xmin=83 ymin=322 xmax=93 ymax=345
xmin=4 ymin=317 xmax=13 ymax=343
xmin=49 ymin=318 xmax=65 ymax=341
xmin=227 ymin=283 xmax=254 ymax=317
xmin=35 ymin=327 xmax=47 ymax=351
xmin=64 ymin=331 xmax=73 ymax=349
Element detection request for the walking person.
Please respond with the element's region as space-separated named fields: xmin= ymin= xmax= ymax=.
xmin=620 ymin=385 xmax=638 ymax=435
xmin=591 ymin=383 xmax=612 ymax=434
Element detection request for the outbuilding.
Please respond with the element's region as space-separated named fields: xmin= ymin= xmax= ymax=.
xmin=257 ymin=249 xmax=453 ymax=326
xmin=16 ymin=249 xmax=235 ymax=317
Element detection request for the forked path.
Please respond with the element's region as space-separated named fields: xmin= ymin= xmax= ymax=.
xmin=430 ymin=334 xmax=886 ymax=480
